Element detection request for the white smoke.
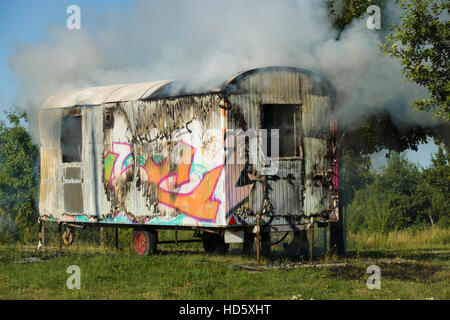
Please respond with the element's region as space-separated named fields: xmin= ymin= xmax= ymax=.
xmin=8 ymin=0 xmax=438 ymax=143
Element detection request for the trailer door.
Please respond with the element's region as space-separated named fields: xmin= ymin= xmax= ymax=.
xmin=260 ymin=104 xmax=303 ymax=216
xmin=61 ymin=115 xmax=84 ymax=214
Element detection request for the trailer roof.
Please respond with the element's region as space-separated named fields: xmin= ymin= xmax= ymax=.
xmin=221 ymin=66 xmax=336 ymax=96
xmin=40 ymin=66 xmax=335 ymax=109
xmin=40 ymin=80 xmax=175 ymax=109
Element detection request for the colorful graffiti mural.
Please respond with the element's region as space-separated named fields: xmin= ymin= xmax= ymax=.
xmin=103 ymin=139 xmax=226 ymax=223
xmin=140 ymin=141 xmax=224 ymax=223
xmin=39 ymin=68 xmax=339 ymax=233
xmin=104 ymin=142 xmax=134 ymax=189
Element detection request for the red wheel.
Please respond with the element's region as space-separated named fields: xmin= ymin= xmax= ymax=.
xmin=132 ymin=230 xmax=157 ymax=256
xmin=134 ymin=231 xmax=147 ymax=255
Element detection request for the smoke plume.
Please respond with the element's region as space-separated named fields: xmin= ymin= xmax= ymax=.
xmin=8 ymin=0 xmax=439 ymax=143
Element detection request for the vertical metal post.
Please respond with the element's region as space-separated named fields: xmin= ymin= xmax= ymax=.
xmin=115 ymin=228 xmax=119 ymax=250
xmin=343 ymin=206 xmax=347 ymax=253
xmin=329 ymin=147 xmax=345 ymax=256
xmin=256 ymin=174 xmax=268 ymax=265
xmin=256 ymin=213 xmax=261 ymax=264
xmin=309 ymin=220 xmax=314 ymax=263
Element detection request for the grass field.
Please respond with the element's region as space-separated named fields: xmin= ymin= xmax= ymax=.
xmin=0 ymin=227 xmax=448 ymax=300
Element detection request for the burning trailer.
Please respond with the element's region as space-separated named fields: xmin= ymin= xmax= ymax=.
xmin=37 ymin=66 xmax=340 ymax=260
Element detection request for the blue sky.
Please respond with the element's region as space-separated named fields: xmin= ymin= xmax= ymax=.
xmin=0 ymin=0 xmax=129 ymax=117
xmin=372 ymin=138 xmax=439 ymax=171
xmin=0 ymin=0 xmax=440 ymax=168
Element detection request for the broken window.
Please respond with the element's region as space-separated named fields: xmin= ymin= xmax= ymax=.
xmin=261 ymin=104 xmax=300 ymax=158
xmin=61 ymin=116 xmax=82 ymax=163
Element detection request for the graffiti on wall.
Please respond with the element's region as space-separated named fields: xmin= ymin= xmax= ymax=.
xmin=103 ymin=139 xmax=226 ymax=223
xmin=139 ymin=141 xmax=224 ymax=223
xmin=98 ymin=96 xmax=338 ymax=225
xmin=104 ymin=142 xmax=134 ymax=190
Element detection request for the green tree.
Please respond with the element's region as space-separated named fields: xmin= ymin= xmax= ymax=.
xmin=329 ymin=0 xmax=385 ymax=33
xmin=381 ymin=0 xmax=450 ymax=121
xmin=420 ymin=146 xmax=450 ymax=226
xmin=0 ymin=112 xmax=39 ymax=243
xmin=328 ymin=1 xmax=450 ymax=153
xmin=348 ymin=152 xmax=430 ymax=232
xmin=340 ymin=148 xmax=375 ymax=206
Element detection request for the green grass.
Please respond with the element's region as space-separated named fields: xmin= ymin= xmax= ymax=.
xmin=347 ymin=227 xmax=450 ymax=252
xmin=0 ymin=227 xmax=448 ymax=300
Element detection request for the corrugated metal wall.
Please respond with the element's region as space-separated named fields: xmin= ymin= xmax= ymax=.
xmin=40 ymin=94 xmax=229 ymax=227
xmin=225 ymin=68 xmax=335 ymax=225
xmin=39 ymin=108 xmax=63 ymax=219
xmin=39 ymin=68 xmax=337 ymax=228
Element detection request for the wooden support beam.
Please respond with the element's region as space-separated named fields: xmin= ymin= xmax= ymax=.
xmin=100 ymin=227 xmax=104 ymax=247
xmin=329 ymin=145 xmax=345 ymax=256
xmin=41 ymin=220 xmax=45 ymax=247
xmin=256 ymin=216 xmax=261 ymax=264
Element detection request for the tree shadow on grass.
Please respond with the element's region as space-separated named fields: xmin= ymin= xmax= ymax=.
xmin=346 ymin=247 xmax=450 ymax=264
xmin=327 ymin=261 xmax=445 ymax=283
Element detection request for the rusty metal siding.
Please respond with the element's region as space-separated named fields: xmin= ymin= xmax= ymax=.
xmin=266 ymin=160 xmax=303 ymax=215
xmin=63 ymin=183 xmax=83 ymax=213
xmin=259 ymin=70 xmax=301 ymax=105
xmin=40 ymin=95 xmax=228 ymax=226
xmin=63 ymin=167 xmax=81 ymax=180
xmin=300 ymin=74 xmax=335 ymax=217
xmin=226 ymin=69 xmax=305 ymax=221
xmin=225 ymin=93 xmax=260 ymax=223
xmin=39 ymin=108 xmax=64 ymax=219
xmin=225 ymin=68 xmax=336 ymax=223
xmin=303 ymin=137 xmax=330 ymax=215
xmin=80 ymin=106 xmax=107 ymax=220
xmin=39 ymin=66 xmax=337 ymax=227
xmin=97 ymin=95 xmax=227 ymax=226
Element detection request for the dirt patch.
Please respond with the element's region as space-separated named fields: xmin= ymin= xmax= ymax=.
xmin=327 ymin=261 xmax=445 ymax=283
xmin=232 ymin=261 xmax=348 ymax=272
xmin=0 ymin=247 xmax=66 ymax=264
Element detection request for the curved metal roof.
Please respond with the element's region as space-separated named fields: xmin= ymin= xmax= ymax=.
xmin=40 ymin=66 xmax=335 ymax=109
xmin=40 ymin=80 xmax=174 ymax=109
xmin=222 ymin=66 xmax=336 ymax=96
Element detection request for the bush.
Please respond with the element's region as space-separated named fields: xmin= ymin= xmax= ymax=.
xmin=347 ymin=150 xmax=449 ymax=233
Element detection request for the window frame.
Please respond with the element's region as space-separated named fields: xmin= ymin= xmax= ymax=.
xmin=60 ymin=114 xmax=83 ymax=163
xmin=260 ymin=103 xmax=302 ymax=160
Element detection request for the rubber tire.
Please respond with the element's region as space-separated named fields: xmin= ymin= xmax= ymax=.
xmin=203 ymin=233 xmax=229 ymax=254
xmin=132 ymin=230 xmax=157 ymax=256
xmin=62 ymin=228 xmax=74 ymax=245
